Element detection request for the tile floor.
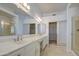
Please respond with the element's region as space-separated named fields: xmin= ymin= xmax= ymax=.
xmin=42 ymin=43 xmax=75 ymax=56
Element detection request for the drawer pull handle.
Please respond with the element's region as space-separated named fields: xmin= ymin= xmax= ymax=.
xmin=17 ymin=54 xmax=21 ymax=56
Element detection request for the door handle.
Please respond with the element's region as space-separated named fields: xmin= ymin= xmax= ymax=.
xmin=77 ymin=29 xmax=79 ymax=31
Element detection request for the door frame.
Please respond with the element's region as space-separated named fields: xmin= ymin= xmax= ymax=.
xmin=48 ymin=22 xmax=58 ymax=44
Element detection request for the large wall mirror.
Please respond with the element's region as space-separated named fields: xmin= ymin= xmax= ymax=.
xmin=0 ymin=19 xmax=15 ymax=36
xmin=0 ymin=11 xmax=15 ymax=36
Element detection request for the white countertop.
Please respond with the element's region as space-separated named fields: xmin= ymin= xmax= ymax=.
xmin=0 ymin=34 xmax=47 ymax=56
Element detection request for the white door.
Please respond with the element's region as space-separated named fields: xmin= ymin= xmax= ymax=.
xmin=72 ymin=16 xmax=79 ymax=55
xmin=49 ymin=22 xmax=57 ymax=44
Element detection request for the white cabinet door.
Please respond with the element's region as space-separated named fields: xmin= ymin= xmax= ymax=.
xmin=7 ymin=41 xmax=40 ymax=56
xmin=7 ymin=42 xmax=40 ymax=56
xmin=35 ymin=42 xmax=40 ymax=56
xmin=7 ymin=48 xmax=25 ymax=56
xmin=23 ymin=41 xmax=40 ymax=56
xmin=42 ymin=36 xmax=48 ymax=49
xmin=23 ymin=42 xmax=36 ymax=56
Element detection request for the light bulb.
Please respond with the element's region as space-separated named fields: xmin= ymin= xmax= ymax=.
xmin=27 ymin=5 xmax=30 ymax=10
xmin=1 ymin=21 xmax=4 ymax=25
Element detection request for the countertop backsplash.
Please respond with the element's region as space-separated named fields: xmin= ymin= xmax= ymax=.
xmin=0 ymin=35 xmax=17 ymax=43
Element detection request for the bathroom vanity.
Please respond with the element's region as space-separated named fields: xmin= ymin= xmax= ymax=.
xmin=0 ymin=34 xmax=48 ymax=56
xmin=0 ymin=4 xmax=48 ymax=56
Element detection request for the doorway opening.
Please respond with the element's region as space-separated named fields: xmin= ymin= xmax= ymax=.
xmin=49 ymin=22 xmax=57 ymax=44
xmin=29 ymin=23 xmax=36 ymax=34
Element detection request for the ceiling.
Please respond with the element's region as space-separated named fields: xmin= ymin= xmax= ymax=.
xmin=36 ymin=3 xmax=68 ymax=14
xmin=0 ymin=3 xmax=32 ymax=17
xmin=70 ymin=3 xmax=79 ymax=7
xmin=0 ymin=3 xmax=68 ymax=18
xmin=0 ymin=10 xmax=13 ymax=18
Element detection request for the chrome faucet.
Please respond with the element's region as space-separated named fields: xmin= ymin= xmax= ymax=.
xmin=17 ymin=36 xmax=19 ymax=41
xmin=13 ymin=35 xmax=22 ymax=42
xmin=17 ymin=35 xmax=22 ymax=41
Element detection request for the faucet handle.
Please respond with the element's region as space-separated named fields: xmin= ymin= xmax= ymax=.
xmin=13 ymin=38 xmax=17 ymax=42
xmin=17 ymin=36 xmax=19 ymax=41
xmin=20 ymin=35 xmax=22 ymax=41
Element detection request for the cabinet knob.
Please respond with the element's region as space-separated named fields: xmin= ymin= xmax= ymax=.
xmin=77 ymin=29 xmax=79 ymax=31
xmin=17 ymin=54 xmax=21 ymax=56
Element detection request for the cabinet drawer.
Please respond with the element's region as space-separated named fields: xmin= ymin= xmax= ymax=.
xmin=35 ymin=42 xmax=40 ymax=56
xmin=7 ymin=48 xmax=24 ymax=56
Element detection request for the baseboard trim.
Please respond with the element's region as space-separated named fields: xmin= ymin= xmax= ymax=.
xmin=66 ymin=48 xmax=77 ymax=56
xmin=70 ymin=50 xmax=77 ymax=56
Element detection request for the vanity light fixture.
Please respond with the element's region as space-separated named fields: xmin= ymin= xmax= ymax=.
xmin=26 ymin=5 xmax=30 ymax=10
xmin=1 ymin=21 xmax=4 ymax=25
xmin=1 ymin=20 xmax=4 ymax=28
xmin=14 ymin=3 xmax=30 ymax=13
xmin=23 ymin=3 xmax=30 ymax=9
xmin=34 ymin=15 xmax=42 ymax=23
xmin=21 ymin=3 xmax=30 ymax=10
xmin=1 ymin=20 xmax=10 ymax=26
xmin=5 ymin=22 xmax=10 ymax=25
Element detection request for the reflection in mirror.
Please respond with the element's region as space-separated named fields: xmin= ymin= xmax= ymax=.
xmin=0 ymin=16 xmax=15 ymax=36
xmin=23 ymin=23 xmax=36 ymax=35
xmin=23 ymin=24 xmax=29 ymax=35
xmin=37 ymin=23 xmax=46 ymax=34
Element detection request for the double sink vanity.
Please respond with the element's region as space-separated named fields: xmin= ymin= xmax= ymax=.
xmin=0 ymin=34 xmax=48 ymax=56
xmin=0 ymin=3 xmax=49 ymax=56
